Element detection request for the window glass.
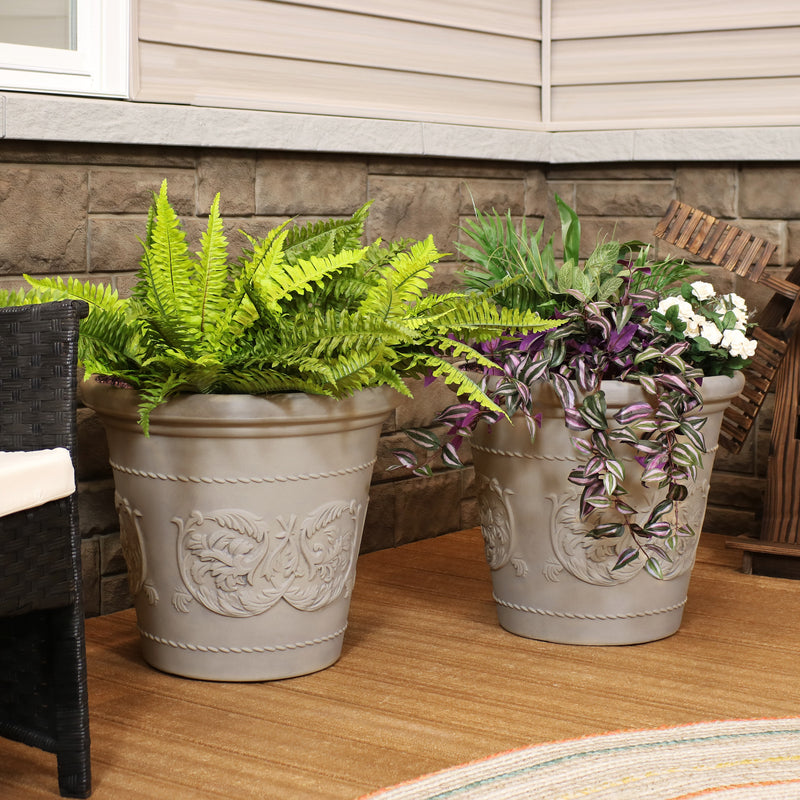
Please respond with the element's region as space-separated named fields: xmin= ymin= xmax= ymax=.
xmin=0 ymin=0 xmax=76 ymax=51
xmin=0 ymin=0 xmax=128 ymax=98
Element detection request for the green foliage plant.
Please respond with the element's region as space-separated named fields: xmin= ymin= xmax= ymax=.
xmin=2 ymin=180 xmax=558 ymax=433
xmin=400 ymin=195 xmax=756 ymax=578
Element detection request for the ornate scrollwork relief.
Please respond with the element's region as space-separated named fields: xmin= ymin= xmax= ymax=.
xmin=476 ymin=474 xmax=528 ymax=574
xmin=546 ymin=481 xmax=709 ymax=586
xmin=173 ymin=499 xmax=363 ymax=618
xmin=115 ymin=492 xmax=158 ymax=602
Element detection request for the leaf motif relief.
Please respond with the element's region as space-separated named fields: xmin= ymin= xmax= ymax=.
xmin=172 ymin=587 xmax=193 ymax=613
xmin=115 ymin=492 xmax=147 ymax=596
xmin=547 ymin=491 xmax=643 ymax=587
xmin=511 ymin=557 xmax=528 ymax=577
xmin=283 ymin=500 xmax=361 ymax=612
xmin=142 ymin=580 xmax=159 ymax=606
xmin=175 ymin=501 xmax=362 ymax=618
xmin=542 ymin=559 xmax=563 ymax=582
xmin=476 ymin=474 xmax=515 ymax=570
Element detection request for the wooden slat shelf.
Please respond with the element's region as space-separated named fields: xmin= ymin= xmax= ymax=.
xmin=654 ymin=201 xmax=800 ymax=576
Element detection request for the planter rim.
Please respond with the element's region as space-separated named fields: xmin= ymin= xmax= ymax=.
xmin=517 ymin=371 xmax=745 ymax=408
xmin=81 ymin=376 xmax=400 ymax=425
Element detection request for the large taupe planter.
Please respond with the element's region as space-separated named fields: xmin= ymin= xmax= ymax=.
xmin=472 ymin=373 xmax=744 ymax=646
xmin=83 ymin=379 xmax=397 ymax=681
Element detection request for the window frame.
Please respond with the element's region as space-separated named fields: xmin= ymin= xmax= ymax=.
xmin=0 ymin=0 xmax=130 ymax=98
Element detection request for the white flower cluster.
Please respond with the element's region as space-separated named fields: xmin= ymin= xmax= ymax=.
xmin=655 ymin=281 xmax=757 ymax=359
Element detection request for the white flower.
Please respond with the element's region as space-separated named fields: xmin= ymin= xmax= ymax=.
xmin=690 ymin=281 xmax=716 ymax=301
xmin=725 ymin=292 xmax=748 ymax=310
xmin=657 ymin=297 xmax=695 ymax=320
xmin=684 ymin=314 xmax=703 ymax=337
xmin=721 ymin=328 xmax=758 ymax=358
xmin=700 ymin=320 xmax=723 ymax=346
xmin=732 ymin=306 xmax=749 ymax=330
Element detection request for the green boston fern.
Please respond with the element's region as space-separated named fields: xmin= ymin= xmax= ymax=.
xmin=11 ymin=179 xmax=558 ymax=432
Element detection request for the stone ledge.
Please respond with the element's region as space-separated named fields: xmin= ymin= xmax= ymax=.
xmin=4 ymin=93 xmax=800 ymax=163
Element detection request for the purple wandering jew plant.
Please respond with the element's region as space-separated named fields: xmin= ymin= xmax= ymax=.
xmin=395 ymin=195 xmax=757 ymax=579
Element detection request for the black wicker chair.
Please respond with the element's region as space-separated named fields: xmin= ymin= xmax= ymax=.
xmin=0 ymin=300 xmax=92 ymax=798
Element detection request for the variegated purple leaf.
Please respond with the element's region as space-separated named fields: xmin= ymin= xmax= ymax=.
xmin=392 ymin=449 xmax=418 ymax=470
xmin=656 ymin=373 xmax=693 ymax=393
xmin=585 ymin=455 xmax=605 ymax=476
xmin=644 ymin=521 xmax=671 ymax=537
xmin=550 ymin=372 xmax=576 ymax=410
xmin=643 ymin=557 xmax=664 ymax=579
xmin=610 ymin=427 xmax=638 ymax=446
xmin=568 ymin=471 xmax=597 ymax=487
xmin=668 ymin=483 xmax=689 ymax=501
xmin=592 ymin=523 xmax=625 ymax=538
xmin=441 ymin=441 xmax=463 ymax=469
xmin=576 ymin=357 xmax=593 ymax=393
xmin=612 ymin=547 xmax=639 ymax=571
xmin=637 ymin=374 xmax=658 ymax=395
xmin=602 ymin=473 xmax=618 ymax=495
xmin=563 ymin=406 xmax=587 ymax=431
xmin=606 ymin=459 xmax=625 ymax=482
xmin=634 ymin=439 xmax=663 ymax=455
xmin=570 ymin=436 xmax=594 ymax=457
xmin=614 ymin=402 xmax=654 ymax=426
xmin=662 ymin=341 xmax=689 ymax=357
xmin=649 ymin=499 xmax=674 ymax=522
xmin=679 ymin=422 xmax=707 ymax=452
xmin=405 ymin=428 xmax=442 ymax=450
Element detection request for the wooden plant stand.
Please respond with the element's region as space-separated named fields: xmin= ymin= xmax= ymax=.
xmin=654 ymin=201 xmax=800 ymax=577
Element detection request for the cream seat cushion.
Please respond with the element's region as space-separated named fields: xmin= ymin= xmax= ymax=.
xmin=0 ymin=448 xmax=76 ymax=517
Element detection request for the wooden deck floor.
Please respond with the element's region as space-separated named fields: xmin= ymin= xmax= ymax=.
xmin=3 ymin=529 xmax=800 ymax=799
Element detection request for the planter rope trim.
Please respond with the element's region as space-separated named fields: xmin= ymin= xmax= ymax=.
xmin=473 ymin=443 xmax=718 ymax=462
xmin=110 ymin=458 xmax=376 ymax=484
xmin=137 ymin=624 xmax=348 ymax=654
xmin=493 ymin=594 xmax=687 ymax=620
xmin=472 ymin=444 xmax=580 ymax=462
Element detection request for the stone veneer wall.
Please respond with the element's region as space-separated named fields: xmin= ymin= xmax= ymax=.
xmin=0 ymin=140 xmax=792 ymax=615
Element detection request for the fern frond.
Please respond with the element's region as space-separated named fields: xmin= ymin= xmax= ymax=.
xmin=194 ymin=192 xmax=230 ymax=335
xmin=415 ymin=296 xmax=561 ymax=341
xmin=272 ymin=309 xmax=416 ymax=362
xmin=412 ymin=353 xmax=505 ymax=415
xmin=22 ymin=275 xmax=127 ymax=314
xmin=0 ymin=287 xmax=37 ymax=307
xmin=134 ymin=180 xmax=197 ymax=350
xmin=250 ymin=247 xmax=366 ymax=314
xmin=282 ymin=202 xmax=371 ymax=263
xmin=218 ymin=369 xmax=335 ymax=397
xmin=359 ymin=236 xmax=441 ymax=318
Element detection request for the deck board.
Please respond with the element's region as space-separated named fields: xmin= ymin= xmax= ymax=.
xmin=2 ymin=529 xmax=800 ymax=799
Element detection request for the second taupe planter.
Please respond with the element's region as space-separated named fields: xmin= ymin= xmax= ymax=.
xmin=472 ymin=373 xmax=744 ymax=646
xmin=84 ymin=379 xmax=397 ymax=681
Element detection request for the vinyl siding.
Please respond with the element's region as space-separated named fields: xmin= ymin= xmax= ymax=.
xmin=550 ymin=0 xmax=800 ymax=128
xmin=134 ymin=0 xmax=800 ymax=131
xmin=135 ymin=0 xmax=542 ymax=128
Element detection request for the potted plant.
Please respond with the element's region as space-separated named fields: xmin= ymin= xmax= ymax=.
xmin=4 ymin=181 xmax=556 ymax=680
xmin=398 ymin=196 xmax=753 ymax=645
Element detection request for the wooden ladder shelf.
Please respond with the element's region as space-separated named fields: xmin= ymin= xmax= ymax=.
xmin=654 ymin=201 xmax=800 ymax=577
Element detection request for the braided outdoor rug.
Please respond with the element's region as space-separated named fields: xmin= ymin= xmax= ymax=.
xmin=359 ymin=718 xmax=800 ymax=799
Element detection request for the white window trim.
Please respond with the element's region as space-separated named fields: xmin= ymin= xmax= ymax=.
xmin=0 ymin=0 xmax=129 ymax=98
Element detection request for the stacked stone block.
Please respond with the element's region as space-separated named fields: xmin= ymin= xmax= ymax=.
xmin=0 ymin=141 xmax=790 ymax=614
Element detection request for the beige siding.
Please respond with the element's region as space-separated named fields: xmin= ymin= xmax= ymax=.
xmin=550 ymin=1 xmax=800 ymax=128
xmin=551 ymin=0 xmax=800 ymax=38
xmin=134 ymin=0 xmax=800 ymax=132
xmin=135 ymin=0 xmax=542 ymax=128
